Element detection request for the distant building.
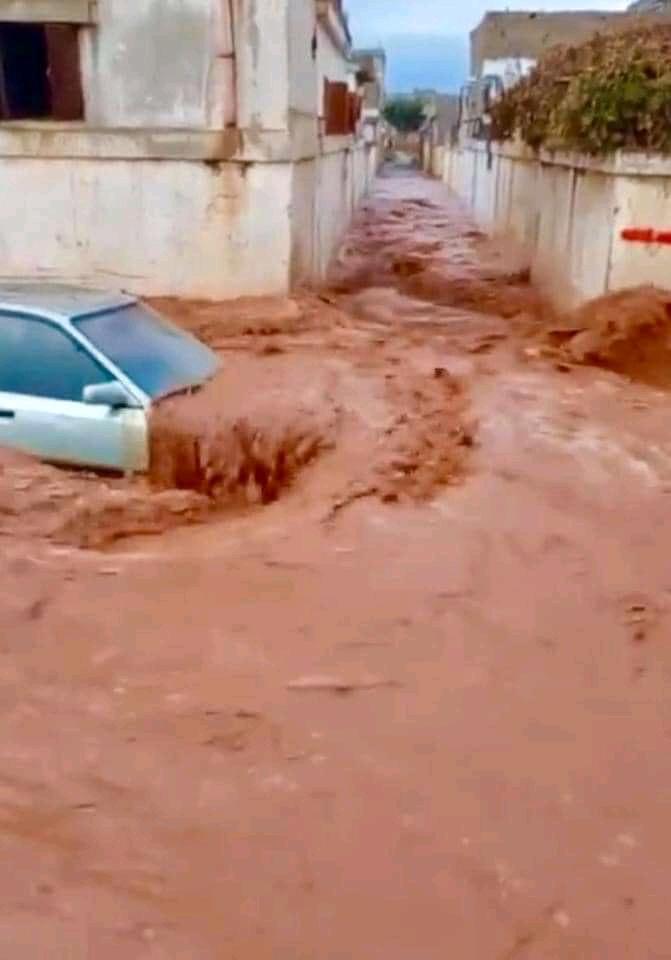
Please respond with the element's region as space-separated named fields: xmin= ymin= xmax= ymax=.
xmin=351 ymin=49 xmax=386 ymax=117
xmin=351 ymin=48 xmax=387 ymax=150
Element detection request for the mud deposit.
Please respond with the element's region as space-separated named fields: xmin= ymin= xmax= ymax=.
xmin=549 ymin=285 xmax=671 ymax=386
xmin=5 ymin=171 xmax=671 ymax=960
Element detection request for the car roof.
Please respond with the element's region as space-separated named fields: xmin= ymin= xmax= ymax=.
xmin=0 ymin=282 xmax=136 ymax=322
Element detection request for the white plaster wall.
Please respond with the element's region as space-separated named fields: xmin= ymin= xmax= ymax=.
xmin=351 ymin=143 xmax=369 ymax=207
xmin=316 ymin=21 xmax=349 ymax=117
xmin=288 ymin=0 xmax=318 ymax=116
xmin=610 ymin=175 xmax=671 ymax=291
xmin=532 ymin=162 xmax=576 ymax=297
xmin=314 ymin=148 xmax=352 ymax=276
xmin=299 ymin=142 xmax=373 ymax=280
xmin=82 ymin=0 xmax=235 ymax=129
xmin=444 ymin=140 xmax=671 ymax=308
xmin=234 ymin=0 xmax=290 ymax=130
xmin=0 ymin=158 xmax=292 ymax=299
xmin=505 ymin=157 xmax=539 ymax=250
xmin=472 ymin=149 xmax=496 ymax=226
xmin=290 ymin=158 xmax=317 ymax=283
xmin=564 ymin=171 xmax=616 ymax=302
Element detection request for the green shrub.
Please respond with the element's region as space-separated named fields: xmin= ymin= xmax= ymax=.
xmin=490 ymin=24 xmax=671 ymax=154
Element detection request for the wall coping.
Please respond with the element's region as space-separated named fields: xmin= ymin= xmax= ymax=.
xmin=0 ymin=123 xmax=361 ymax=163
xmin=459 ymin=136 xmax=671 ymax=177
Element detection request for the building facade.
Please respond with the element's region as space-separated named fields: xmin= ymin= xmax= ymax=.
xmin=0 ymin=0 xmax=376 ymax=299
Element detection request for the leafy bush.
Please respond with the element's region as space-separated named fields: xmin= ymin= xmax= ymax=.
xmin=490 ymin=24 xmax=671 ymax=154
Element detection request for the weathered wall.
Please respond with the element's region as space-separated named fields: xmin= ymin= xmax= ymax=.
xmin=234 ymin=0 xmax=291 ymax=132
xmin=290 ymin=158 xmax=317 ymax=284
xmin=444 ymin=140 xmax=671 ymax=308
xmin=0 ymin=0 xmax=374 ymax=299
xmin=288 ymin=0 xmax=317 ymax=118
xmin=316 ymin=20 xmax=349 ymax=116
xmin=0 ymin=157 xmax=292 ymax=298
xmin=290 ymin=140 xmax=376 ymax=284
xmin=82 ymin=0 xmax=236 ymax=128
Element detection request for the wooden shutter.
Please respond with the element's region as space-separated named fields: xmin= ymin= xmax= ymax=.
xmin=325 ymin=81 xmax=349 ymax=136
xmin=45 ymin=24 xmax=84 ymax=120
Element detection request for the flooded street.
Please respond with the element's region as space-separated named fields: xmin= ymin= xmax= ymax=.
xmin=3 ymin=171 xmax=671 ymax=958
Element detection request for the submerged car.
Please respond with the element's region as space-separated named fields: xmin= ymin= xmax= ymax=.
xmin=0 ymin=283 xmax=220 ymax=472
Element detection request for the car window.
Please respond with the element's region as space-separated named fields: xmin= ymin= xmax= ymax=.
xmin=75 ymin=304 xmax=219 ymax=399
xmin=0 ymin=312 xmax=109 ymax=401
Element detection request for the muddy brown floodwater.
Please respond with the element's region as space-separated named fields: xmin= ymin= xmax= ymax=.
xmin=3 ymin=169 xmax=671 ymax=958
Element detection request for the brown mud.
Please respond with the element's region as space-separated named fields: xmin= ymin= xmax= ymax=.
xmin=3 ymin=170 xmax=671 ymax=959
xmin=548 ymin=284 xmax=671 ymax=386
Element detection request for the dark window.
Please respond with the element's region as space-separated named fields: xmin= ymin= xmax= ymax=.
xmin=0 ymin=23 xmax=84 ymax=121
xmin=0 ymin=313 xmax=108 ymax=401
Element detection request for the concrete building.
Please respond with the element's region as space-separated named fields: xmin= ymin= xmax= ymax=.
xmin=351 ymin=48 xmax=386 ymax=119
xmin=0 ymin=0 xmax=377 ymax=299
xmin=350 ymin=47 xmax=387 ymax=153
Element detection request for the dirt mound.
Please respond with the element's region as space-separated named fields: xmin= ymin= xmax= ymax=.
xmin=550 ymin=286 xmax=671 ymax=383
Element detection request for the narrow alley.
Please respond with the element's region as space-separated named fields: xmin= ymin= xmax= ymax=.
xmin=2 ymin=171 xmax=671 ymax=958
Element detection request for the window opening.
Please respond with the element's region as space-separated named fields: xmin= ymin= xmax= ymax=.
xmin=0 ymin=22 xmax=84 ymax=121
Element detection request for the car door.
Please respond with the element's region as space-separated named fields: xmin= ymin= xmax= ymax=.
xmin=0 ymin=311 xmax=148 ymax=472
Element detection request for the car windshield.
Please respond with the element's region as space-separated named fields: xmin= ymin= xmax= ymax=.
xmin=74 ymin=304 xmax=219 ymax=399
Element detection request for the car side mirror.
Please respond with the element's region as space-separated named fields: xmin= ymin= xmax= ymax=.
xmin=83 ymin=380 xmax=134 ymax=409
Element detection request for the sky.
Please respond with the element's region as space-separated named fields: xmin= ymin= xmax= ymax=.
xmin=348 ymin=0 xmax=631 ymax=92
